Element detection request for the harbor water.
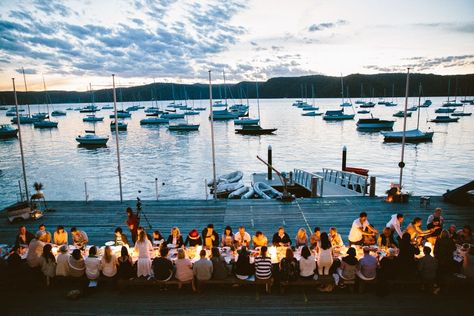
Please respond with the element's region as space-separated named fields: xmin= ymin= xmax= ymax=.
xmin=1 ymin=96 xmax=473 ymax=207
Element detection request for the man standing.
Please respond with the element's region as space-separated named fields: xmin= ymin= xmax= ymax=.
xmin=386 ymin=213 xmax=404 ymax=241
xmin=348 ymin=212 xmax=378 ymax=245
xmin=126 ymin=207 xmax=139 ymax=244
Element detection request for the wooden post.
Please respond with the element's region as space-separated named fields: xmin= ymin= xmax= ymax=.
xmin=311 ymin=177 xmax=318 ymax=197
xmin=267 ymin=145 xmax=272 ymax=180
xmin=369 ymin=176 xmax=376 ymax=197
xmin=342 ymin=146 xmax=347 ymax=171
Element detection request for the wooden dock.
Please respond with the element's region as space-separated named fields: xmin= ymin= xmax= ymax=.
xmin=1 ymin=196 xmax=472 ymax=246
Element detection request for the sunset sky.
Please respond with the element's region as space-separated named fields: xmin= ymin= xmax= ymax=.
xmin=0 ymin=0 xmax=473 ymax=91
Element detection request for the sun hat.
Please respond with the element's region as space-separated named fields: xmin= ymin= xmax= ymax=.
xmin=188 ymin=229 xmax=200 ymax=240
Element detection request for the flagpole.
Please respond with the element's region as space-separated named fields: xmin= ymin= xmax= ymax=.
xmin=399 ymin=68 xmax=410 ymax=189
xmin=208 ymin=70 xmax=217 ymax=199
xmin=112 ymin=75 xmax=123 ymax=202
xmin=12 ymin=78 xmax=29 ymax=202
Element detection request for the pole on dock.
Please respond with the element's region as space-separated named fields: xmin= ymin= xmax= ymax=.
xmin=342 ymin=146 xmax=347 ymax=171
xmin=155 ymin=178 xmax=159 ymax=200
xmin=13 ymin=78 xmax=29 ymax=203
xmin=208 ymin=71 xmax=217 ymax=199
xmin=112 ymin=75 xmax=123 ymax=203
xmin=267 ymin=145 xmax=272 ymax=180
xmin=399 ymin=68 xmax=410 ymax=189
xmin=310 ymin=176 xmax=318 ymax=197
xmin=21 ymin=68 xmax=31 ymax=117
xmin=369 ymin=176 xmax=376 ymax=197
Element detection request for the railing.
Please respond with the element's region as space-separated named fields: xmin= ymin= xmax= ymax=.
xmin=293 ymin=169 xmax=324 ymax=197
xmin=322 ymin=168 xmax=368 ymax=196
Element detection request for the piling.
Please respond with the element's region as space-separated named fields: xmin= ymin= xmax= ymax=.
xmin=267 ymin=145 xmax=272 ymax=180
xmin=311 ymin=176 xmax=318 ymax=197
xmin=369 ymin=176 xmax=376 ymax=197
xmin=342 ymin=146 xmax=347 ymax=171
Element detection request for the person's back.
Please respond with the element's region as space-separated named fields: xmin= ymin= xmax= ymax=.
xmin=152 ymin=257 xmax=174 ymax=281
xmin=255 ymin=247 xmax=272 ymax=280
xmin=358 ymin=253 xmax=378 ymax=279
xmin=175 ymin=258 xmax=194 ymax=282
xmin=26 ymin=238 xmax=45 ymax=268
xmin=193 ymin=257 xmax=213 ymax=281
xmin=418 ymin=254 xmax=438 ymax=281
xmin=235 ymin=251 xmax=254 ymax=278
xmin=56 ymin=253 xmax=69 ymax=277
xmin=299 ymin=256 xmax=316 ymax=278
xmin=68 ymin=254 xmax=85 ymax=278
xmin=340 ymin=257 xmax=358 ymax=280
xmin=117 ymin=255 xmax=134 ymax=280
xmin=85 ymin=256 xmax=101 ymax=280
xmin=211 ymin=256 xmax=228 ymax=280
xmin=280 ymin=257 xmax=298 ymax=282
xmin=101 ymin=254 xmax=118 ymax=278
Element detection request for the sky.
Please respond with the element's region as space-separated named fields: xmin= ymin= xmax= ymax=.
xmin=0 ymin=0 xmax=473 ymax=91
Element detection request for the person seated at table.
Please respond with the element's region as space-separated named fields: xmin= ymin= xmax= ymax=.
xmin=447 ymin=225 xmax=458 ymax=243
xmin=272 ymin=227 xmax=291 ymax=247
xmin=329 ymin=227 xmax=344 ymax=247
xmin=53 ymin=225 xmax=68 ymax=245
xmin=38 ymin=224 xmax=52 ymax=243
xmin=175 ymin=248 xmax=194 ymax=284
xmin=234 ymin=226 xmax=251 ymax=248
xmin=357 ymin=247 xmax=378 ymax=281
xmin=185 ymin=229 xmax=203 ymax=247
xmin=363 ymin=225 xmax=377 ymax=246
xmin=235 ymin=247 xmax=254 ymax=280
xmin=39 ymin=244 xmax=56 ymax=287
xmin=397 ymin=232 xmax=420 ymax=278
xmin=280 ymin=247 xmax=298 ymax=282
xmin=317 ymin=232 xmax=333 ymax=276
xmin=202 ymin=224 xmax=219 ymax=248
xmin=166 ymin=227 xmax=184 ymax=248
xmin=70 ymin=227 xmax=88 ymax=249
xmin=457 ymin=225 xmax=473 ymax=245
xmin=101 ymin=245 xmax=118 ymax=279
xmin=348 ymin=212 xmax=377 ymax=246
xmin=7 ymin=246 xmax=24 ymax=278
xmin=221 ymin=226 xmax=234 ymax=247
xmin=152 ymin=247 xmax=174 ymax=282
xmin=85 ymin=246 xmax=101 ymax=281
xmin=337 ymin=247 xmax=359 ymax=285
xmin=193 ymin=249 xmax=213 ymax=282
xmin=427 ymin=217 xmax=443 ymax=245
xmin=137 ymin=227 xmax=153 ymax=242
xmin=68 ymin=249 xmax=85 ymax=278
xmin=211 ymin=247 xmax=228 ymax=280
xmin=460 ymin=244 xmax=474 ymax=279
xmin=152 ymin=230 xmax=165 ymax=245
xmin=255 ymin=246 xmax=272 ymax=280
xmin=135 ymin=230 xmax=153 ymax=278
xmin=386 ymin=213 xmax=405 ymax=241
xmin=56 ymin=245 xmax=70 ymax=277
xmin=27 ymin=231 xmax=47 ymax=268
xmin=427 ymin=207 xmax=444 ymax=227
xmin=252 ymin=231 xmax=268 ymax=248
xmin=117 ymin=246 xmax=134 ymax=280
xmin=418 ymin=246 xmax=439 ymax=294
xmin=15 ymin=225 xmax=34 ymax=246
xmin=299 ymin=246 xmax=316 ymax=279
xmin=434 ymin=229 xmax=456 ymax=277
xmin=405 ymin=217 xmax=433 ymax=246
xmin=310 ymin=227 xmax=321 ymax=250
xmin=114 ymin=227 xmax=129 ymax=246
xmin=376 ymin=248 xmax=398 ymax=296
xmin=294 ymin=228 xmax=308 ymax=247
xmin=378 ymin=227 xmax=398 ymax=248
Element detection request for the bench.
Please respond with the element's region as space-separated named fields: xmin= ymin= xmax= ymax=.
xmin=117 ymin=278 xmax=193 ymax=292
xmin=281 ymin=275 xmax=335 ymax=294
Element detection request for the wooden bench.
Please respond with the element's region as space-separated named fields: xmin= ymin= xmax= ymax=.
xmin=281 ymin=275 xmax=335 ymax=293
xmin=117 ymin=278 xmax=193 ymax=292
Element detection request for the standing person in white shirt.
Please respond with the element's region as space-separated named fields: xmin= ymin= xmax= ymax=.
xmin=135 ymin=230 xmax=153 ymax=278
xmin=427 ymin=208 xmax=444 ymax=227
xmin=234 ymin=226 xmax=251 ymax=248
xmin=386 ymin=213 xmax=405 ymax=241
xmin=348 ymin=212 xmax=378 ymax=246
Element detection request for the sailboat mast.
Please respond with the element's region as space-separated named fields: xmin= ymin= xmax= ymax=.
xmin=21 ymin=67 xmax=31 ymax=117
xmin=311 ymin=84 xmax=315 ymax=106
xmin=42 ymin=75 xmax=50 ymax=121
xmin=417 ymin=83 xmax=421 ymax=130
xmin=112 ymin=74 xmax=123 ymax=203
xmin=447 ymin=79 xmax=451 ymax=103
xmin=399 ymin=68 xmax=410 ymax=189
xmin=256 ymin=80 xmax=261 ymax=121
xmin=208 ymin=71 xmax=217 ymax=199
xmin=12 ymin=78 xmax=29 ymax=203
xmin=223 ymin=70 xmax=227 ymax=106
xmin=340 ymin=75 xmax=344 ymax=103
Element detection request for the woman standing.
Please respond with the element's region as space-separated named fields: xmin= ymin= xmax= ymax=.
xmin=135 ymin=231 xmax=153 ymax=278
xmin=317 ymin=232 xmax=333 ymax=275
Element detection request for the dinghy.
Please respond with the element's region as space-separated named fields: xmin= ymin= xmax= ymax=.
xmin=253 ymin=182 xmax=283 ymax=199
xmin=228 ymin=186 xmax=250 ymax=199
xmin=215 ymin=181 xmax=244 ymax=198
xmin=241 ymin=187 xmax=255 ymax=199
xmin=208 ymin=171 xmax=243 ymax=187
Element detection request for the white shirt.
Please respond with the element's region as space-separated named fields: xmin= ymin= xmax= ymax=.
xmin=299 ymin=255 xmax=316 ymax=277
xmin=348 ymin=219 xmax=369 ymax=242
xmin=234 ymin=231 xmax=251 ymax=246
xmin=85 ymin=256 xmax=101 ymax=280
xmin=101 ymin=255 xmax=118 ymax=277
xmin=386 ymin=214 xmax=404 ymax=239
xmin=56 ymin=253 xmax=70 ymax=276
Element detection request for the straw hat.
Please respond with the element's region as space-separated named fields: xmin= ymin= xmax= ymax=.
xmin=188 ymin=229 xmax=200 ymax=240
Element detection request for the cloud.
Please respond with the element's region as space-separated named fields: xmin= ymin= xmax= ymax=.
xmin=33 ymin=0 xmax=72 ymax=17
xmin=15 ymin=68 xmax=37 ymax=74
xmin=365 ymin=55 xmax=474 ymax=72
xmin=308 ymin=19 xmax=347 ymax=32
xmin=414 ymin=22 xmax=474 ymax=33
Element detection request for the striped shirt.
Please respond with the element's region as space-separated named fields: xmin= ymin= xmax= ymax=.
xmin=255 ymin=256 xmax=272 ymax=279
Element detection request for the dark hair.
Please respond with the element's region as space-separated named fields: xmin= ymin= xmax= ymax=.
xmin=160 ymin=246 xmax=169 ymax=257
xmin=207 ymin=224 xmax=214 ymax=229
xmin=224 ymin=226 xmax=233 ymax=236
xmin=121 ymin=246 xmax=129 ymax=257
xmin=343 ymin=247 xmax=358 ymax=265
xmin=401 ymin=232 xmax=411 ymax=244
xmin=301 ymin=246 xmax=311 ymax=259
xmin=56 ymin=225 xmax=64 ymax=233
xmin=115 ymin=227 xmax=123 ymax=234
xmin=199 ymin=249 xmax=207 ymax=257
xmin=412 ymin=217 xmax=422 ymax=224
xmin=464 ymin=225 xmax=472 ymax=233
xmin=211 ymin=247 xmax=220 ymax=258
xmin=126 ymin=207 xmax=133 ymax=214
xmin=285 ymin=247 xmax=294 ymax=260
xmin=320 ymin=232 xmax=331 ymax=250
xmin=423 ymin=246 xmax=431 ymax=255
xmin=70 ymin=227 xmax=77 ymax=233
xmin=314 ymin=227 xmax=320 ymax=233
xmin=397 ymin=213 xmax=404 ymax=219
xmin=42 ymin=244 xmax=55 ymax=262
xmin=255 ymin=231 xmax=262 ymax=236
xmin=347 ymin=247 xmax=356 ymax=257
xmin=239 ymin=246 xmax=248 ymax=258
xmin=39 ymin=223 xmax=45 ymax=229
xmin=360 ymin=212 xmax=367 ymax=218
xmin=71 ymin=249 xmax=82 ymax=260
xmin=153 ymin=230 xmax=162 ymax=237
xmin=261 ymin=246 xmax=268 ymax=257
xmin=432 ymin=217 xmax=440 ymax=224
xmin=89 ymin=246 xmax=97 ymax=256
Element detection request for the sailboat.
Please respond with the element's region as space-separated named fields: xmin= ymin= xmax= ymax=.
xmin=33 ymin=77 xmax=58 ymax=128
xmin=83 ymin=84 xmax=104 ymax=122
xmin=339 ymin=76 xmax=352 ymax=107
xmin=76 ymin=120 xmax=108 ymax=146
xmin=0 ymin=124 xmax=18 ymax=138
xmin=452 ymin=103 xmax=472 ymax=117
xmin=382 ymin=81 xmax=433 ymax=143
xmin=234 ymin=75 xmax=260 ymax=125
xmin=442 ymin=79 xmax=462 ymax=107
xmin=235 ymin=80 xmax=277 ymax=135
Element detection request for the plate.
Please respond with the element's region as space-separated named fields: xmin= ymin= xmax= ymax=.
xmin=105 ymin=241 xmax=115 ymax=246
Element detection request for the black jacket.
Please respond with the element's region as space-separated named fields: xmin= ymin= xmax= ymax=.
xmin=202 ymin=228 xmax=220 ymax=247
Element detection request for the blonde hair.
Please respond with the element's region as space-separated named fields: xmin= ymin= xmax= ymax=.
xmin=137 ymin=230 xmax=147 ymax=243
xmin=104 ymin=245 xmax=112 ymax=263
xmin=177 ymin=248 xmax=185 ymax=259
xmin=297 ymin=228 xmax=307 ymax=238
xmin=171 ymin=227 xmax=181 ymax=237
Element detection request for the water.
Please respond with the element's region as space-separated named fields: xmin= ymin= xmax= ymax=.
xmin=1 ymin=97 xmax=473 ymax=207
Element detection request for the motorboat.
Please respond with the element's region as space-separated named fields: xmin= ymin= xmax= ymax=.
xmin=385 ymin=101 xmax=397 ymax=107
xmin=0 ymin=124 xmax=18 ymax=138
xmin=213 ymin=101 xmax=227 ymax=108
xmin=126 ymin=105 xmax=140 ymax=112
xmin=429 ymin=116 xmax=459 ymax=123
xmin=323 ymin=110 xmax=355 ymax=121
xmin=11 ymin=116 xmax=38 ymax=124
xmin=210 ymin=109 xmax=239 ymax=120
xmin=83 ymin=114 xmax=104 ymax=122
xmin=357 ymin=110 xmax=370 ymax=114
xmin=393 ymin=111 xmax=412 ymax=118
xmin=101 ymin=105 xmax=113 ymax=109
xmin=442 ymin=101 xmax=462 ymax=107
xmin=359 ymin=102 xmax=375 ymax=108
xmin=110 ymin=120 xmax=128 ymax=131
xmin=184 ymin=111 xmax=200 ymax=115
xmin=435 ymin=107 xmax=455 ymax=113
xmin=80 ymin=105 xmax=99 ymax=113
xmin=407 ymin=106 xmax=418 ymax=111
xmin=194 ymin=107 xmax=206 ymax=111
xmin=51 ymin=110 xmax=66 ymax=116
xmin=33 ymin=120 xmax=58 ymax=128
xmin=109 ymin=110 xmax=131 ymax=118
xmin=235 ymin=124 xmax=277 ymax=135
xmin=253 ymin=182 xmax=283 ymax=199
xmin=32 ymin=112 xmax=48 ymax=120
xmin=381 ymin=129 xmax=434 ymax=143
xmin=168 ymin=123 xmax=199 ymax=131
xmin=234 ymin=118 xmax=260 ymax=125
xmin=161 ymin=113 xmax=185 ymax=119
xmin=76 ymin=130 xmax=109 ymax=146
xmin=140 ymin=117 xmax=169 ymax=125
xmin=452 ymin=111 xmax=472 ymax=117
xmin=302 ymin=111 xmax=323 ymax=116
xmin=301 ymin=105 xmax=319 ymax=111
xmin=356 ymin=118 xmax=395 ymax=131
xmin=340 ymin=102 xmax=352 ymax=107
xmin=419 ymin=100 xmax=432 ymax=107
